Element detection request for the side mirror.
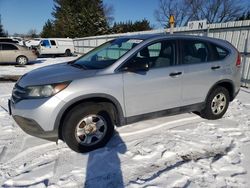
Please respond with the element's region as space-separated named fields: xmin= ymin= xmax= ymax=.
xmin=122 ymin=59 xmax=149 ymax=72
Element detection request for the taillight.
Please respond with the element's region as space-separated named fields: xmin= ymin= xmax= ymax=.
xmin=236 ymin=53 xmax=241 ymax=67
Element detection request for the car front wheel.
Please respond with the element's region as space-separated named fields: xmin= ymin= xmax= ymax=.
xmin=62 ymin=103 xmax=114 ymax=153
xmin=201 ymin=86 xmax=230 ymax=120
xmin=16 ymin=56 xmax=28 ymax=65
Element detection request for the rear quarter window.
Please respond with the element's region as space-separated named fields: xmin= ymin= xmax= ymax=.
xmin=215 ymin=46 xmax=229 ymax=60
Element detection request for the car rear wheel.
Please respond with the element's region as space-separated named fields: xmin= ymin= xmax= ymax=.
xmin=16 ymin=56 xmax=28 ymax=65
xmin=201 ymin=86 xmax=229 ymax=120
xmin=62 ymin=103 xmax=114 ymax=153
xmin=65 ymin=49 xmax=71 ymax=56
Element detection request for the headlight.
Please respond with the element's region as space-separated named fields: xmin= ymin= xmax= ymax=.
xmin=26 ymin=82 xmax=70 ymax=98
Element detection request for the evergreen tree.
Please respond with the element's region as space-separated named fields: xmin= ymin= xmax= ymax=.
xmin=41 ymin=19 xmax=55 ymax=38
xmin=112 ymin=19 xmax=152 ymax=33
xmin=0 ymin=14 xmax=7 ymax=37
xmin=41 ymin=0 xmax=110 ymax=38
xmin=133 ymin=19 xmax=152 ymax=31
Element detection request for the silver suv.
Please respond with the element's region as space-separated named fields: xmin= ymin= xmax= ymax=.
xmin=9 ymin=34 xmax=241 ymax=153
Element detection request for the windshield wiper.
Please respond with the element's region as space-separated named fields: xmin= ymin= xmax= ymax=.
xmin=70 ymin=63 xmax=87 ymax=70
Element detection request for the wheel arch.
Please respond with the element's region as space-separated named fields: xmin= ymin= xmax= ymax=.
xmin=55 ymin=94 xmax=125 ymax=140
xmin=65 ymin=49 xmax=71 ymax=56
xmin=16 ymin=55 xmax=28 ymax=63
xmin=206 ymin=79 xmax=235 ymax=103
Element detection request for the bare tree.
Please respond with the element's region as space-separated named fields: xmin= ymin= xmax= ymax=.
xmin=155 ymin=0 xmax=249 ymax=28
xmin=185 ymin=0 xmax=245 ymax=23
xmin=154 ymin=0 xmax=189 ymax=27
xmin=27 ymin=29 xmax=39 ymax=38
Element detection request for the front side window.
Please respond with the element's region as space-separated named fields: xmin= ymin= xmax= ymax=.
xmin=125 ymin=40 xmax=175 ymax=69
xmin=73 ymin=38 xmax=143 ymax=69
xmin=2 ymin=44 xmax=18 ymax=50
xmin=181 ymin=40 xmax=209 ymax=65
xmin=41 ymin=40 xmax=50 ymax=48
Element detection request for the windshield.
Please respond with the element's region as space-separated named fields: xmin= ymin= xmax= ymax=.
xmin=73 ymin=38 xmax=143 ymax=69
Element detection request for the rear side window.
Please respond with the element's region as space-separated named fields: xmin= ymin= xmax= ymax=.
xmin=50 ymin=40 xmax=56 ymax=46
xmin=181 ymin=40 xmax=209 ymax=65
xmin=2 ymin=44 xmax=18 ymax=50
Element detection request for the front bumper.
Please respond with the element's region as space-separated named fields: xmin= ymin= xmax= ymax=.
xmin=13 ymin=115 xmax=58 ymax=141
xmin=8 ymin=94 xmax=65 ymax=142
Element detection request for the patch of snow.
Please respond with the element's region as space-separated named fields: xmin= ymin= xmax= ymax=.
xmin=0 ymin=59 xmax=250 ymax=187
xmin=0 ymin=56 xmax=78 ymax=77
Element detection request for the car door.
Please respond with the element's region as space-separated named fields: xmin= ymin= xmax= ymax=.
xmin=180 ymin=39 xmax=224 ymax=105
xmin=49 ymin=40 xmax=59 ymax=54
xmin=1 ymin=43 xmax=19 ymax=62
xmin=40 ymin=39 xmax=51 ymax=54
xmin=122 ymin=40 xmax=183 ymax=117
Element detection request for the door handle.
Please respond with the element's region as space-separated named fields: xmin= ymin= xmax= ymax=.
xmin=169 ymin=72 xmax=182 ymax=77
xmin=211 ymin=66 xmax=221 ymax=70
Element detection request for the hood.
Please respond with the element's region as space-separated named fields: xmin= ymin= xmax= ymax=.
xmin=18 ymin=63 xmax=98 ymax=87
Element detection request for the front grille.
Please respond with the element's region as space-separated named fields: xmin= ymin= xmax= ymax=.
xmin=12 ymin=84 xmax=26 ymax=103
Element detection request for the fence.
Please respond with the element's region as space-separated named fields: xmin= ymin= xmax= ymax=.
xmin=73 ymin=20 xmax=250 ymax=87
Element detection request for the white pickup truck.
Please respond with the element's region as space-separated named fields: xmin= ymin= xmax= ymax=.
xmin=38 ymin=38 xmax=74 ymax=56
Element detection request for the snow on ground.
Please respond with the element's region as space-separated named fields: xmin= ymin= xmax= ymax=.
xmin=0 ymin=56 xmax=78 ymax=77
xmin=0 ymin=58 xmax=250 ymax=187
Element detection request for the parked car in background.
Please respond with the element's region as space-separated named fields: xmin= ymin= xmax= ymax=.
xmin=9 ymin=34 xmax=241 ymax=153
xmin=0 ymin=42 xmax=37 ymax=65
xmin=10 ymin=37 xmax=25 ymax=46
xmin=0 ymin=37 xmax=19 ymax=44
xmin=24 ymin=38 xmax=41 ymax=49
xmin=37 ymin=38 xmax=74 ymax=56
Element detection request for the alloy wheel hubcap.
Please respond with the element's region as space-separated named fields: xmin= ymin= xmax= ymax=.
xmin=211 ymin=93 xmax=226 ymax=115
xmin=75 ymin=114 xmax=107 ymax=146
xmin=19 ymin=57 xmax=27 ymax=65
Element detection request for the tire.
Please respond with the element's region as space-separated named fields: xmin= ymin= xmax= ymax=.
xmin=65 ymin=49 xmax=71 ymax=57
xmin=200 ymin=86 xmax=230 ymax=120
xmin=62 ymin=103 xmax=114 ymax=153
xmin=16 ymin=56 xmax=28 ymax=65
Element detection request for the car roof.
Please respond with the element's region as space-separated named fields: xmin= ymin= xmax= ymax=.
xmin=0 ymin=42 xmax=28 ymax=50
xmin=119 ymin=33 xmax=224 ymax=42
xmin=0 ymin=42 xmax=18 ymax=45
xmin=119 ymin=34 xmax=163 ymax=40
xmin=118 ymin=33 xmax=231 ymax=48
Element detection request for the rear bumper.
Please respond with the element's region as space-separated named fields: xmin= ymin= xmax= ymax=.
xmin=12 ymin=115 xmax=58 ymax=142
